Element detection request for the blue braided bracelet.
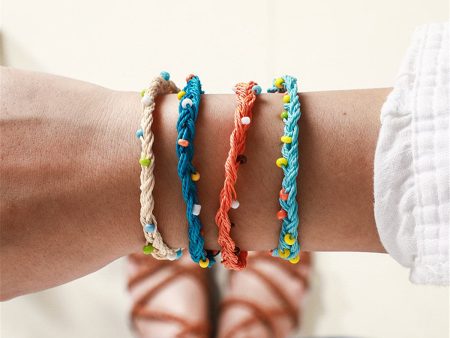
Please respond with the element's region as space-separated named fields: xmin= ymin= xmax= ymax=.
xmin=268 ymin=75 xmax=302 ymax=263
xmin=176 ymin=74 xmax=215 ymax=268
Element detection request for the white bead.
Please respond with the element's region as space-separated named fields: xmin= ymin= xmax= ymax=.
xmin=181 ymin=98 xmax=193 ymax=109
xmin=241 ymin=116 xmax=251 ymax=125
xmin=167 ymin=252 xmax=178 ymax=261
xmin=192 ymin=204 xmax=201 ymax=216
xmin=231 ymin=200 xmax=240 ymax=209
xmin=141 ymin=94 xmax=153 ymax=107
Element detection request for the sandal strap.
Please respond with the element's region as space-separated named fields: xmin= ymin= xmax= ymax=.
xmin=132 ymin=309 xmax=209 ymax=338
xmin=221 ymin=297 xmax=280 ymax=338
xmin=128 ymin=255 xmax=209 ymax=337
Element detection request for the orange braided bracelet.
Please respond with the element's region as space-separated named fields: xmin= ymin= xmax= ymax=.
xmin=215 ymin=81 xmax=262 ymax=270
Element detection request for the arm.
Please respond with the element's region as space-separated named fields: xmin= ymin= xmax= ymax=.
xmin=0 ymin=67 xmax=387 ymax=299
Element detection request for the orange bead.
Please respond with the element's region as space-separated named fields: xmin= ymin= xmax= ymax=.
xmin=186 ymin=74 xmax=195 ymax=82
xmin=178 ymin=139 xmax=189 ymax=147
xmin=279 ymin=189 xmax=289 ymax=201
xmin=277 ymin=209 xmax=287 ymax=220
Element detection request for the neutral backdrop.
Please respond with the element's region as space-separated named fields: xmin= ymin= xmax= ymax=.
xmin=1 ymin=1 xmax=449 ymax=337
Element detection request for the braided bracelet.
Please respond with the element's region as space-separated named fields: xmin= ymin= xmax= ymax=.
xmin=215 ymin=81 xmax=262 ymax=270
xmin=176 ymin=74 xmax=216 ymax=269
xmin=137 ymin=71 xmax=183 ymax=260
xmin=268 ymin=75 xmax=301 ymax=263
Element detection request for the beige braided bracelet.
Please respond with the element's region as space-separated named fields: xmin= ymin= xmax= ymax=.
xmin=136 ymin=71 xmax=182 ymax=260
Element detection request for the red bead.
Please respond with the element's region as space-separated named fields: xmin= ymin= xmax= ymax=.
xmin=279 ymin=189 xmax=289 ymax=201
xmin=277 ymin=209 xmax=287 ymax=220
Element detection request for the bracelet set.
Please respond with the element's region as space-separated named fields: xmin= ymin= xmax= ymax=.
xmin=136 ymin=72 xmax=301 ymax=270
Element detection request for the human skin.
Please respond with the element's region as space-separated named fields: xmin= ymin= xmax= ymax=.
xmin=0 ymin=67 xmax=387 ymax=300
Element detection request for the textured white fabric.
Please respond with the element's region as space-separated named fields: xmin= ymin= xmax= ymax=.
xmin=375 ymin=22 xmax=450 ymax=285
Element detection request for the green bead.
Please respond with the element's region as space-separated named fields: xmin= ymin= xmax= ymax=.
xmin=142 ymin=244 xmax=154 ymax=255
xmin=139 ymin=158 xmax=151 ymax=167
xmin=280 ymin=111 xmax=288 ymax=119
xmin=140 ymin=89 xmax=146 ymax=97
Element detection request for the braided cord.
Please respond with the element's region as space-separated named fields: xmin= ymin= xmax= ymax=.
xmin=215 ymin=81 xmax=260 ymax=270
xmin=269 ymin=75 xmax=301 ymax=262
xmin=138 ymin=72 xmax=182 ymax=260
xmin=176 ymin=75 xmax=215 ymax=268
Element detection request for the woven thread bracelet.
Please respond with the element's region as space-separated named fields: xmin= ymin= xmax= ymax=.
xmin=268 ymin=75 xmax=301 ymax=264
xmin=137 ymin=71 xmax=183 ymax=260
xmin=215 ymin=81 xmax=262 ymax=270
xmin=176 ymin=74 xmax=215 ymax=269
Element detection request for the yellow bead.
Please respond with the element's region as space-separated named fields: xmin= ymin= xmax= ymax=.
xmin=283 ymin=94 xmax=290 ymax=103
xmin=278 ymin=248 xmax=290 ymax=259
xmin=274 ymin=77 xmax=285 ymax=89
xmin=177 ymin=90 xmax=186 ymax=100
xmin=191 ymin=172 xmax=200 ymax=182
xmin=276 ymin=157 xmax=288 ymax=168
xmin=280 ymin=111 xmax=289 ymax=119
xmin=140 ymin=89 xmax=146 ymax=97
xmin=199 ymin=258 xmax=209 ymax=268
xmin=284 ymin=233 xmax=296 ymax=245
xmin=281 ymin=135 xmax=292 ymax=144
xmin=289 ymin=255 xmax=300 ymax=264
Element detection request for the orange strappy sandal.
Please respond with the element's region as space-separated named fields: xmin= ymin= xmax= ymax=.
xmin=127 ymin=253 xmax=218 ymax=338
xmin=218 ymin=252 xmax=312 ymax=338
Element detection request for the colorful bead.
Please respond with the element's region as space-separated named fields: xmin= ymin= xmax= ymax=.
xmin=278 ymin=248 xmax=290 ymax=259
xmin=144 ymin=223 xmax=156 ymax=233
xmin=199 ymin=258 xmax=209 ymax=268
xmin=142 ymin=244 xmax=154 ymax=255
xmin=252 ymin=85 xmax=262 ymax=95
xmin=140 ymin=89 xmax=146 ymax=97
xmin=276 ymin=157 xmax=288 ymax=167
xmin=281 ymin=135 xmax=292 ymax=144
xmin=192 ymin=204 xmax=201 ymax=216
xmin=178 ymin=139 xmax=189 ymax=147
xmin=284 ymin=233 xmax=296 ymax=245
xmin=177 ymin=90 xmax=186 ymax=100
xmin=141 ymin=94 xmax=153 ymax=106
xmin=279 ymin=189 xmax=289 ymax=201
xmin=176 ymin=249 xmax=183 ymax=259
xmin=139 ymin=157 xmax=151 ymax=167
xmin=135 ymin=129 xmax=144 ymax=138
xmin=160 ymin=71 xmax=170 ymax=81
xmin=280 ymin=111 xmax=288 ymax=119
xmin=277 ymin=209 xmax=287 ymax=220
xmin=283 ymin=94 xmax=291 ymax=103
xmin=231 ymin=200 xmax=240 ymax=209
xmin=274 ymin=77 xmax=285 ymax=89
xmin=241 ymin=116 xmax=251 ymax=125
xmin=236 ymin=154 xmax=247 ymax=164
xmin=289 ymin=255 xmax=300 ymax=264
xmin=186 ymin=74 xmax=195 ymax=82
xmin=181 ymin=98 xmax=193 ymax=109
xmin=191 ymin=171 xmax=200 ymax=181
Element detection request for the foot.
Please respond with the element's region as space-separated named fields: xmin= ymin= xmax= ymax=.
xmin=127 ymin=253 xmax=211 ymax=338
xmin=217 ymin=252 xmax=311 ymax=338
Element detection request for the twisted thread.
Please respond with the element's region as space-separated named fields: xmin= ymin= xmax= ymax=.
xmin=139 ymin=74 xmax=181 ymax=260
xmin=215 ymin=81 xmax=258 ymax=270
xmin=176 ymin=75 xmax=215 ymax=267
xmin=269 ymin=75 xmax=301 ymax=260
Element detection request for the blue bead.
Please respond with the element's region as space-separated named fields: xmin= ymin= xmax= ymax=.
xmin=252 ymin=85 xmax=262 ymax=95
xmin=160 ymin=71 xmax=170 ymax=81
xmin=144 ymin=223 xmax=155 ymax=233
xmin=176 ymin=249 xmax=183 ymax=259
xmin=135 ymin=129 xmax=144 ymax=138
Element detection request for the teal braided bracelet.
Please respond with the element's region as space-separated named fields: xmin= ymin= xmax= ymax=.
xmin=268 ymin=75 xmax=301 ymax=264
xmin=176 ymin=74 xmax=216 ymax=268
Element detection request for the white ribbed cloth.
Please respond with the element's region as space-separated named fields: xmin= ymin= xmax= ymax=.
xmin=374 ymin=22 xmax=449 ymax=285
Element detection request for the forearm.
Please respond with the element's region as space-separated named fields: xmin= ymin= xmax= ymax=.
xmin=0 ymin=67 xmax=387 ymax=298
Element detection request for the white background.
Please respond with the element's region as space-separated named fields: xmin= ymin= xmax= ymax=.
xmin=1 ymin=1 xmax=449 ymax=337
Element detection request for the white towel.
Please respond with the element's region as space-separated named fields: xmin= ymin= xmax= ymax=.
xmin=374 ymin=22 xmax=450 ymax=285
